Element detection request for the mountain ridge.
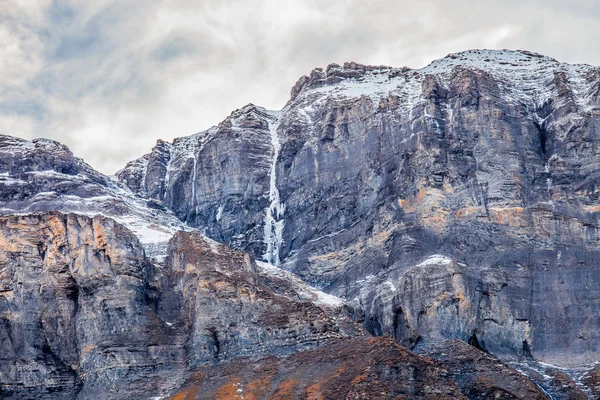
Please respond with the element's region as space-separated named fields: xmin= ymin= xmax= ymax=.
xmin=119 ymin=48 xmax=596 ymax=178
xmin=3 ymin=48 xmax=600 ymax=398
xmin=115 ymin=47 xmax=600 ymax=369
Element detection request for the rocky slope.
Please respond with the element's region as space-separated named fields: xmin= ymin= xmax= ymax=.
xmin=118 ymin=49 xmax=600 ymax=371
xmin=3 ymin=48 xmax=600 ymax=398
xmin=0 ymin=212 xmax=361 ymax=399
xmin=168 ymin=337 xmax=549 ymax=400
xmin=0 ymin=208 xmax=545 ymax=399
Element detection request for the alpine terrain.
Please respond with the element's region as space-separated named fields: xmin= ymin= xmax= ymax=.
xmin=3 ymin=49 xmax=600 ymax=399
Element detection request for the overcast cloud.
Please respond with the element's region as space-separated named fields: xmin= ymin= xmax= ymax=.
xmin=2 ymin=0 xmax=600 ymax=173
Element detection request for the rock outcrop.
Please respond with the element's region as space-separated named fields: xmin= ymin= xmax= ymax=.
xmin=416 ymin=339 xmax=550 ymax=400
xmin=118 ymin=49 xmax=600 ymax=370
xmin=0 ymin=135 xmax=188 ymax=262
xmin=0 ymin=213 xmax=359 ymax=399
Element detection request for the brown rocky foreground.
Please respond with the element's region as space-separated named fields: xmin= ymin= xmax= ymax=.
xmin=169 ymin=337 xmax=548 ymax=400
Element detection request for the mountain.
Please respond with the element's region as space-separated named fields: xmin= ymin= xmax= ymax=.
xmin=0 ymin=135 xmax=187 ymax=262
xmin=0 ymin=136 xmax=547 ymax=399
xmin=119 ymin=49 xmax=600 ymax=363
xmin=2 ymin=49 xmax=600 ymax=398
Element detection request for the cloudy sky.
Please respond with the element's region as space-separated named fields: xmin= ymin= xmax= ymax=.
xmin=2 ymin=0 xmax=600 ymax=174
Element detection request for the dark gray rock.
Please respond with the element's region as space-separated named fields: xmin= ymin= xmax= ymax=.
xmin=416 ymin=339 xmax=551 ymax=400
xmin=117 ymin=105 xmax=276 ymax=259
xmin=0 ymin=212 xmax=360 ymax=399
xmin=117 ymin=50 xmax=600 ymax=370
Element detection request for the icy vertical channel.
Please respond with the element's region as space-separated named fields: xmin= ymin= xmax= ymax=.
xmin=190 ymin=152 xmax=198 ymax=212
xmin=544 ymin=162 xmax=555 ymax=208
xmin=162 ymin=144 xmax=173 ymax=200
xmin=263 ymin=114 xmax=285 ymax=265
xmin=544 ymin=163 xmax=551 ymax=194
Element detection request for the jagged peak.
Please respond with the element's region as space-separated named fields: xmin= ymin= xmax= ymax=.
xmin=421 ymin=49 xmax=561 ymax=74
xmin=221 ymin=102 xmax=279 ymax=132
xmin=231 ymin=102 xmax=265 ymax=114
xmin=227 ymin=103 xmax=279 ymax=120
xmin=289 ymin=49 xmax=595 ymax=101
xmin=291 ymin=62 xmax=406 ymax=100
xmin=0 ymin=134 xmax=70 ymax=153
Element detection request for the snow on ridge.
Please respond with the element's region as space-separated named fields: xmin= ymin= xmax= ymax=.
xmin=225 ymin=103 xmax=280 ymax=132
xmin=0 ymin=198 xmax=184 ymax=263
xmin=0 ymin=135 xmax=65 ymax=153
xmin=420 ymin=49 xmax=560 ymax=74
xmin=256 ymin=261 xmax=345 ymax=308
xmin=172 ymin=125 xmax=218 ymax=152
xmin=292 ymin=49 xmax=598 ymax=117
xmin=81 ymin=179 xmax=190 ymax=262
xmin=0 ymin=152 xmax=190 ymax=263
xmin=168 ymin=126 xmax=218 ymax=167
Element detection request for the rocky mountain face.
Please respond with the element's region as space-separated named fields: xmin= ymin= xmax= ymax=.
xmin=0 ymin=212 xmax=361 ymax=399
xmin=3 ymin=48 xmax=600 ymax=399
xmin=0 ymin=139 xmax=546 ymax=399
xmin=119 ymin=50 xmax=600 ymax=371
xmin=116 ymin=111 xmax=276 ymax=260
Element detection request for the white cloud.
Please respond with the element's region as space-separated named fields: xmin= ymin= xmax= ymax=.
xmin=0 ymin=114 xmax=36 ymax=139
xmin=1 ymin=0 xmax=600 ymax=174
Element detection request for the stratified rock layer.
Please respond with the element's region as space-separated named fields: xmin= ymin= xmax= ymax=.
xmin=119 ymin=49 xmax=600 ymax=368
xmin=0 ymin=213 xmax=359 ymax=399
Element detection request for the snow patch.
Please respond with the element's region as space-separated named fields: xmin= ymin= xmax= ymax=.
xmin=418 ymin=255 xmax=453 ymax=267
xmin=216 ymin=204 xmax=224 ymax=222
xmin=190 ymin=151 xmax=198 ymax=212
xmin=256 ymin=261 xmax=345 ymax=308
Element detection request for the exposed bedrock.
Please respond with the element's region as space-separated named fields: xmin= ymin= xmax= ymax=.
xmin=0 ymin=213 xmax=359 ymax=399
xmin=118 ymin=50 xmax=600 ymax=368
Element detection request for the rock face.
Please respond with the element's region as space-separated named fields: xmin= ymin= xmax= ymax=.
xmin=117 ymin=107 xmax=276 ymax=259
xmin=0 ymin=135 xmax=188 ymax=262
xmin=4 ymin=48 xmax=600 ymax=398
xmin=0 ymin=212 xmax=359 ymax=399
xmin=0 ymin=213 xmax=158 ymax=399
xmin=118 ymin=49 xmax=600 ymax=369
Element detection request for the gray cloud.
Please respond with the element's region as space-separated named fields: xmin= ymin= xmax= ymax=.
xmin=2 ymin=0 xmax=600 ymax=173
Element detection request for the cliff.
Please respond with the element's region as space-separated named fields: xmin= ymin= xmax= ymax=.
xmin=3 ymin=48 xmax=600 ymax=398
xmin=118 ymin=49 xmax=600 ymax=369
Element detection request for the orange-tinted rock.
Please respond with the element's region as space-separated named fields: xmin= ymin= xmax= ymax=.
xmin=168 ymin=337 xmax=467 ymax=400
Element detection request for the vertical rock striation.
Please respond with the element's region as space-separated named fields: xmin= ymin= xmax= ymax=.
xmin=0 ymin=212 xmax=360 ymax=399
xmin=117 ymin=50 xmax=600 ymax=370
